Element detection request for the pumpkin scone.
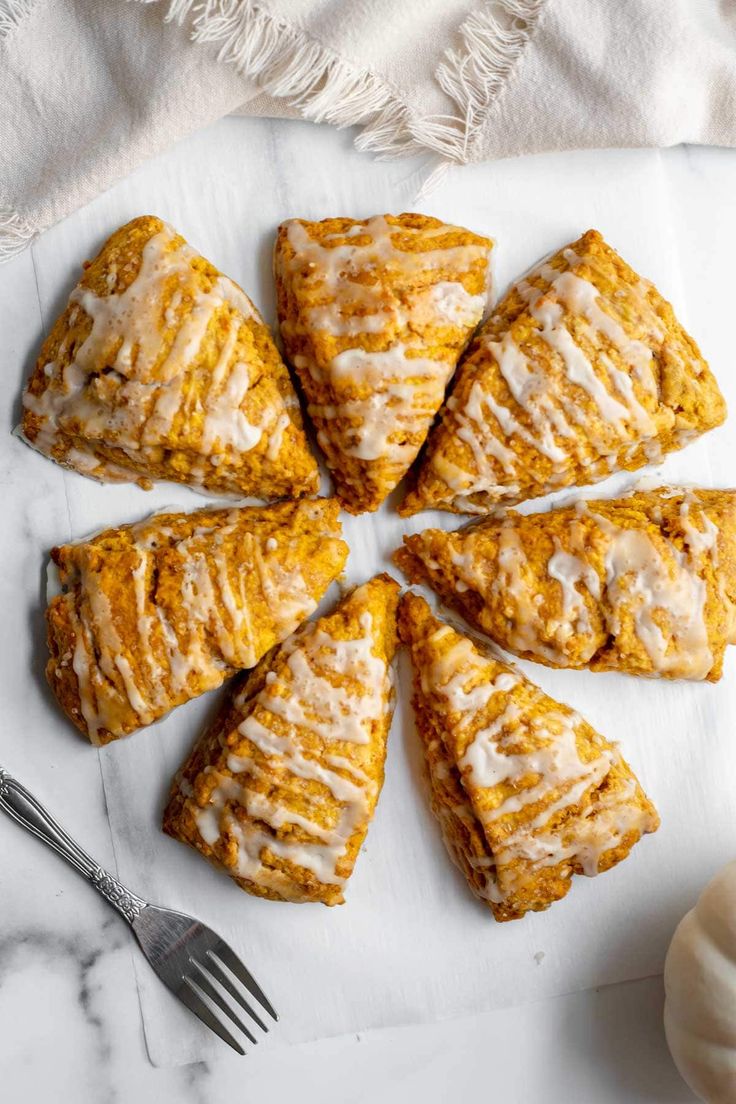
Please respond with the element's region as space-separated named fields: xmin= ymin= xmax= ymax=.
xmin=400 ymin=230 xmax=726 ymax=516
xmin=22 ymin=216 xmax=319 ymax=498
xmin=398 ymin=593 xmax=659 ymax=920
xmin=163 ymin=575 xmax=400 ymax=905
xmin=46 ymin=498 xmax=348 ymax=745
xmin=274 ymin=213 xmax=493 ymax=513
xmin=396 ymin=488 xmax=736 ymax=681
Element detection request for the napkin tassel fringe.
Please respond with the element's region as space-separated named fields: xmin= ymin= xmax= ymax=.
xmin=137 ymin=0 xmax=546 ymax=164
xmin=433 ymin=0 xmax=547 ymax=159
xmin=0 ymin=0 xmax=33 ymax=38
xmin=0 ymin=204 xmax=36 ymax=261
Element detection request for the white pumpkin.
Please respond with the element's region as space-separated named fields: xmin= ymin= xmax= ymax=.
xmin=665 ymin=860 xmax=736 ymax=1102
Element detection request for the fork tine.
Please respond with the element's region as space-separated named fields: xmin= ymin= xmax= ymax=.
xmin=204 ymin=952 xmax=267 ymax=1032
xmin=180 ymin=977 xmax=245 ymax=1055
xmin=190 ymin=959 xmax=258 ymax=1044
xmin=211 ymin=942 xmax=279 ymax=1021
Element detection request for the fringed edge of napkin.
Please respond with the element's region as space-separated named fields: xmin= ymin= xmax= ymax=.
xmin=0 ymin=0 xmax=32 ymax=36
xmin=0 ymin=205 xmax=36 ymax=261
xmin=0 ymin=0 xmax=547 ymax=261
xmin=136 ymin=0 xmax=547 ymax=165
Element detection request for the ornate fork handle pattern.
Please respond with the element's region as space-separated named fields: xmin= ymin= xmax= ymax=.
xmin=0 ymin=766 xmax=146 ymax=924
xmin=91 ymin=868 xmax=146 ymax=923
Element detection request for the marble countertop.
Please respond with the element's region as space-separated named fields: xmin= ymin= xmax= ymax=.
xmin=3 ymin=112 xmax=733 ymax=1102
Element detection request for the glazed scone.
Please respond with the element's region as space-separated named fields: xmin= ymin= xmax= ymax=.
xmin=400 ymin=230 xmax=726 ymax=515
xmin=22 ymin=216 xmax=319 ymax=498
xmin=47 ymin=498 xmax=348 ymax=745
xmin=396 ymin=488 xmax=736 ymax=681
xmin=163 ymin=575 xmax=400 ymax=905
xmin=399 ymin=593 xmax=659 ymax=920
xmin=274 ymin=213 xmax=493 ymax=513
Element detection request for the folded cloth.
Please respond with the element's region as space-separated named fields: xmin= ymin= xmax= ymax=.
xmin=2 ymin=0 xmax=736 ymax=261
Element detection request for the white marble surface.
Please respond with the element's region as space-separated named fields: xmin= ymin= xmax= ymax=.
xmin=3 ymin=114 xmax=736 ymax=1099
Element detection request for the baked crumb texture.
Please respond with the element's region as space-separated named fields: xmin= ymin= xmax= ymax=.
xmin=395 ymin=488 xmax=736 ymax=682
xmin=23 ymin=215 xmax=320 ymax=498
xmin=398 ymin=592 xmax=659 ymax=921
xmin=274 ymin=213 xmax=493 ymax=514
xmin=46 ymin=498 xmax=348 ymax=745
xmin=164 ymin=574 xmax=400 ymax=905
xmin=400 ymin=230 xmax=726 ymax=516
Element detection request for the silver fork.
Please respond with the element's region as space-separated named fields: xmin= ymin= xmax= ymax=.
xmin=0 ymin=766 xmax=277 ymax=1055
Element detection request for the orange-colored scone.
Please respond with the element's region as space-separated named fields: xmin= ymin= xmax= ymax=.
xmin=398 ymin=593 xmax=659 ymax=920
xmin=163 ymin=575 xmax=400 ymax=905
xmin=274 ymin=213 xmax=493 ymax=513
xmin=46 ymin=498 xmax=348 ymax=746
xmin=23 ymin=216 xmax=319 ymax=498
xmin=400 ymin=230 xmax=726 ymax=516
xmin=396 ymin=488 xmax=736 ymax=681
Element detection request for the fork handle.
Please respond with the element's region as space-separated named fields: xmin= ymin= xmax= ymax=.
xmin=0 ymin=765 xmax=146 ymax=924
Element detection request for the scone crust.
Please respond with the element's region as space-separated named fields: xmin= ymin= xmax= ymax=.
xmin=395 ymin=488 xmax=736 ymax=681
xmin=400 ymin=230 xmax=726 ymax=516
xmin=275 ymin=213 xmax=493 ymax=513
xmin=398 ymin=592 xmax=659 ymax=920
xmin=23 ymin=215 xmax=319 ymax=498
xmin=46 ymin=498 xmax=348 ymax=744
xmin=163 ymin=575 xmax=400 ymax=905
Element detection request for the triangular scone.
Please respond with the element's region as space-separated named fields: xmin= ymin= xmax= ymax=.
xmin=396 ymin=488 xmax=736 ymax=681
xmin=163 ymin=575 xmax=400 ymax=905
xmin=22 ymin=216 xmax=319 ymax=498
xmin=398 ymin=593 xmax=659 ymax=920
xmin=274 ymin=213 xmax=493 ymax=513
xmin=400 ymin=230 xmax=726 ymax=516
xmin=46 ymin=498 xmax=348 ymax=745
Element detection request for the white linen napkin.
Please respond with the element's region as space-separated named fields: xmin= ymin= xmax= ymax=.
xmin=2 ymin=0 xmax=736 ymax=261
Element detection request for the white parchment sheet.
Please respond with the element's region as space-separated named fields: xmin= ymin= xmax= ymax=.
xmin=26 ymin=135 xmax=736 ymax=1066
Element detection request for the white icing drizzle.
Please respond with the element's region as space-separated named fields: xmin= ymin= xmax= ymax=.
xmin=546 ymin=539 xmax=602 ymax=644
xmin=51 ymin=506 xmax=336 ymax=740
xmin=516 ymin=777 xmax=646 ymax=877
xmin=679 ymin=497 xmax=719 ymax=556
xmin=444 ymin=491 xmax=719 ymax=678
xmin=280 ymin=216 xmax=491 ymax=472
xmin=70 ymin=614 xmax=99 ymax=740
xmin=252 ymin=540 xmax=314 ymax=642
xmin=538 ymin=268 xmax=659 ymax=397
xmin=491 ymin=524 xmax=566 ymax=664
xmin=24 ymin=223 xmax=292 ymax=484
xmin=423 ymin=629 xmax=518 ymax=716
xmin=523 ymin=287 xmax=631 ymax=431
xmin=432 ymin=241 xmax=688 ymax=503
xmin=421 ymin=630 xmax=651 ymax=899
xmin=430 ymin=281 xmax=487 ymax=326
xmin=191 ymin=606 xmax=392 ymax=891
xmin=459 ymin=702 xmax=615 ymax=862
xmin=592 ymin=506 xmax=714 ymax=678
xmin=265 ymin=412 xmax=289 ymax=461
